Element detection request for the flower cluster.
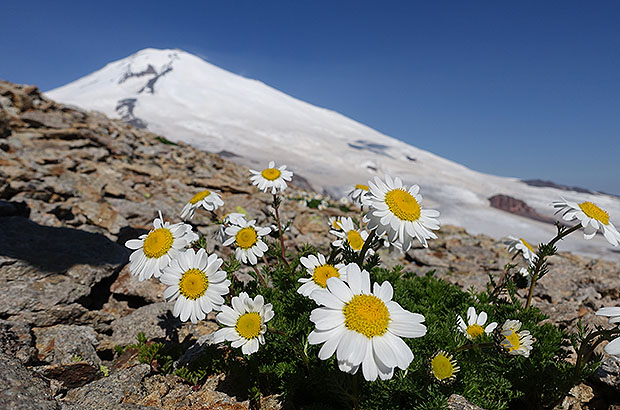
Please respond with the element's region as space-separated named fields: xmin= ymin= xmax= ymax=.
xmin=122 ymin=158 xmax=620 ymax=408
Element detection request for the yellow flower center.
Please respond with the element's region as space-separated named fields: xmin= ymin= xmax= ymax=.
xmin=346 ymin=230 xmax=364 ymax=251
xmin=385 ymin=189 xmax=421 ymax=222
xmin=466 ymin=324 xmax=485 ymax=339
xmin=579 ymin=201 xmax=609 ymax=225
xmin=312 ymin=264 xmax=340 ymax=288
xmin=189 ymin=190 xmax=211 ymax=204
xmin=235 ymin=312 xmax=262 ymax=339
xmin=261 ymin=168 xmax=281 ymax=181
xmin=331 ymin=219 xmax=342 ymax=230
xmin=504 ymin=330 xmax=521 ymax=352
xmin=178 ymin=268 xmax=209 ymax=300
xmin=235 ymin=227 xmax=258 ymax=249
xmin=520 ymin=238 xmax=535 ymax=253
xmin=431 ymin=354 xmax=455 ymax=380
xmin=143 ymin=228 xmax=174 ymax=258
xmin=355 ymin=184 xmax=369 ymax=191
xmin=343 ymin=294 xmax=390 ymax=338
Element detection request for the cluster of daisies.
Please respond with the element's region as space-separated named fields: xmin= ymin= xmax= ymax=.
xmin=123 ymin=161 xmax=291 ymax=352
xmin=333 ymin=175 xmax=442 ymax=254
xmin=504 ymin=197 xmax=620 ymax=356
xmin=428 ymin=307 xmax=534 ymax=384
xmin=124 ymin=158 xmax=620 ymax=387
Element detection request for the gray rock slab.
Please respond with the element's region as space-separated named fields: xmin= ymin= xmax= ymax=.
xmin=0 ymin=217 xmax=128 ymax=325
xmin=592 ymin=355 xmax=620 ymax=393
xmin=109 ymin=303 xmax=175 ymax=346
xmin=64 ymin=364 xmax=151 ymax=410
xmin=0 ymin=319 xmax=36 ymax=364
xmin=447 ymin=394 xmax=487 ymax=410
xmin=0 ymin=352 xmax=60 ymax=410
xmin=33 ymin=325 xmax=101 ymax=366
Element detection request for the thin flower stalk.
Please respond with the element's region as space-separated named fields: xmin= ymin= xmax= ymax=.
xmin=273 ymin=194 xmax=289 ymax=268
xmin=525 ymin=223 xmax=582 ymax=309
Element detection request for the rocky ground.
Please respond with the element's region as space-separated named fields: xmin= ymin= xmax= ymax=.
xmin=1 ymin=80 xmax=619 ymax=409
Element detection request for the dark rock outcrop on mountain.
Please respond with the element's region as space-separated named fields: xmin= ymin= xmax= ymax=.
xmin=488 ymin=194 xmax=555 ymax=224
xmin=522 ymin=179 xmax=595 ymax=195
xmin=1 ymin=80 xmax=618 ymax=409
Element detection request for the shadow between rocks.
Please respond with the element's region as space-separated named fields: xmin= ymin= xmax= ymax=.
xmin=0 ymin=216 xmax=129 ymax=272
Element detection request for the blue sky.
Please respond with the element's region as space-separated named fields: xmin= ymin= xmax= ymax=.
xmin=2 ymin=1 xmax=619 ymax=194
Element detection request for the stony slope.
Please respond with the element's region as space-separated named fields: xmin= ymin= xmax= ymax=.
xmin=1 ymin=80 xmax=619 ymax=409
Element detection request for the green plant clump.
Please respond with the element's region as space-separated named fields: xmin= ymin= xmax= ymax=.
xmin=122 ymin=169 xmax=620 ymax=410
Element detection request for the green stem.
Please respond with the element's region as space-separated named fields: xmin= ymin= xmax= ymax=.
xmin=357 ymin=230 xmax=376 ymax=266
xmin=327 ymin=246 xmax=342 ymax=265
xmin=261 ymin=255 xmax=271 ymax=267
xmin=252 ymin=265 xmax=268 ymax=288
xmin=525 ymin=224 xmax=581 ymax=309
xmin=273 ymin=194 xmax=290 ymax=269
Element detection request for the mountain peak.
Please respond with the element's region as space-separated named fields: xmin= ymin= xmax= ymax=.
xmin=46 ymin=50 xmax=620 ymax=262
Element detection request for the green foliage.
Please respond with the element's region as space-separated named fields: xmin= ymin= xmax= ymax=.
xmin=115 ymin=332 xmax=175 ymax=374
xmin=176 ymin=254 xmax=588 ymax=410
xmin=99 ymin=365 xmax=110 ymax=377
xmin=129 ymin=192 xmax=604 ymax=409
xmin=155 ymin=136 xmax=178 ymax=145
xmin=174 ymin=344 xmax=229 ymax=385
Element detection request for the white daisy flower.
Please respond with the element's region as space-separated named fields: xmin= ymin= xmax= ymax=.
xmin=125 ymin=212 xmax=198 ymax=281
xmin=497 ymin=320 xmax=534 ymax=357
xmin=456 ymin=307 xmax=498 ymax=340
xmin=365 ymin=175 xmax=440 ymax=251
xmin=428 ymin=351 xmax=460 ymax=385
xmin=347 ymin=184 xmax=371 ymax=206
xmin=553 ymin=198 xmax=620 ymax=246
xmin=505 ymin=236 xmax=537 ymax=263
xmin=380 ymin=231 xmax=404 ymax=253
xmin=308 ymin=263 xmax=427 ymax=381
xmin=159 ymin=248 xmax=231 ymax=324
xmin=297 ymin=253 xmax=347 ymax=300
xmin=249 ymin=161 xmax=293 ymax=194
xmin=216 ymin=212 xmax=247 ymax=243
xmin=223 ymin=218 xmax=271 ymax=265
xmin=330 ymin=217 xmax=370 ymax=253
xmin=596 ymin=307 xmax=620 ymax=355
xmin=223 ymin=212 xmax=247 ymax=226
xmin=211 ymin=292 xmax=274 ymax=355
xmin=328 ymin=216 xmax=344 ymax=231
xmin=180 ymin=189 xmax=224 ymax=220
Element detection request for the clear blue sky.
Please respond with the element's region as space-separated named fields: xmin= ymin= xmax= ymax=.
xmin=2 ymin=1 xmax=619 ymax=194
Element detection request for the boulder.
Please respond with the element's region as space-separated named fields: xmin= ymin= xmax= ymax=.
xmin=0 ymin=352 xmax=60 ymax=410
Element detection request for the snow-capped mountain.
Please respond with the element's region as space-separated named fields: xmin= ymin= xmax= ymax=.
xmin=47 ymin=48 xmax=620 ymax=261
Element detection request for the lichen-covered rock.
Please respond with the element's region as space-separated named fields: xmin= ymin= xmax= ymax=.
xmin=33 ymin=325 xmax=101 ymax=366
xmin=0 ymin=319 xmax=36 ymax=364
xmin=110 ymin=265 xmax=167 ymax=304
xmin=0 ymin=216 xmax=128 ymax=326
xmin=35 ymin=362 xmax=101 ymax=390
xmin=592 ymin=355 xmax=620 ymax=394
xmin=559 ymin=383 xmax=594 ymax=410
xmin=447 ymin=394 xmax=486 ymax=410
xmin=106 ymin=303 xmax=173 ymax=347
xmin=0 ymin=352 xmax=60 ymax=410
xmin=63 ymin=364 xmax=151 ymax=410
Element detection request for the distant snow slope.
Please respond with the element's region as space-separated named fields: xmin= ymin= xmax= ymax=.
xmin=47 ymin=48 xmax=620 ymax=262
